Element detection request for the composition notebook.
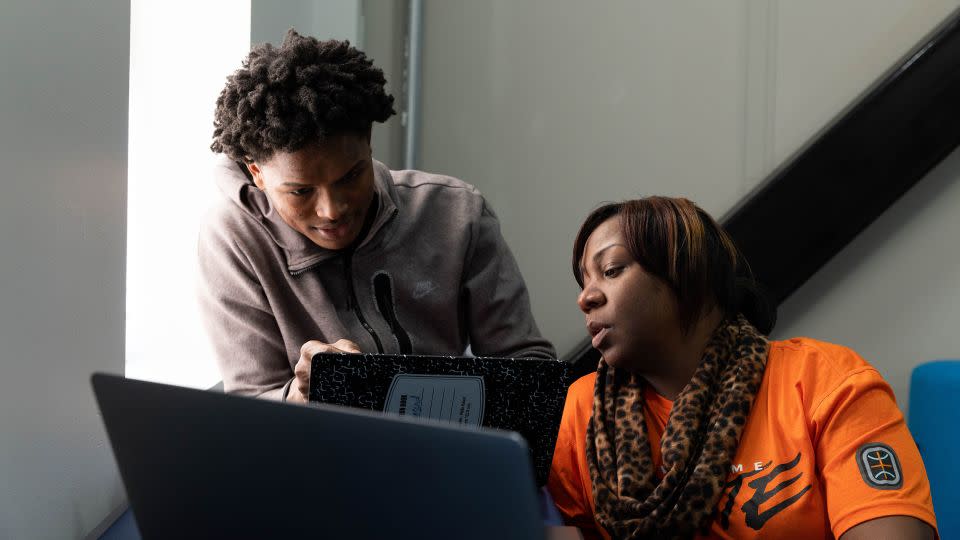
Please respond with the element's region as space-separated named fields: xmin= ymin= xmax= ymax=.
xmin=310 ymin=353 xmax=573 ymax=486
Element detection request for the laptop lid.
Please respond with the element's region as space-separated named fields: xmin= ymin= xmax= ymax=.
xmin=91 ymin=373 xmax=545 ymax=540
xmin=309 ymin=353 xmax=572 ymax=486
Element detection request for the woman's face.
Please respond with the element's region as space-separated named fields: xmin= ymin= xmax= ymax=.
xmin=247 ymin=134 xmax=376 ymax=251
xmin=577 ymin=216 xmax=680 ymax=371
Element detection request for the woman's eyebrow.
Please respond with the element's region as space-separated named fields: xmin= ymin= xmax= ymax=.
xmin=591 ymin=243 xmax=626 ymax=264
xmin=580 ymin=243 xmax=627 ymax=277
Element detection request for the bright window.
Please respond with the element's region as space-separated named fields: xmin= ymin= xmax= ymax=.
xmin=126 ymin=0 xmax=250 ymax=388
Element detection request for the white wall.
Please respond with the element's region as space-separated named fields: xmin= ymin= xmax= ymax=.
xmin=419 ymin=1 xmax=755 ymax=357
xmin=361 ymin=0 xmax=407 ymax=169
xmin=416 ymin=0 xmax=960 ymax=408
xmin=0 ymin=1 xmax=129 ymax=538
xmin=252 ymin=0 xmax=361 ymax=46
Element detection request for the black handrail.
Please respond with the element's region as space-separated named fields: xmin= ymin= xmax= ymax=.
xmin=567 ymin=6 xmax=960 ymax=381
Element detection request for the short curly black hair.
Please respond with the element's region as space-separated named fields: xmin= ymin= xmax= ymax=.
xmin=211 ymin=29 xmax=396 ymax=162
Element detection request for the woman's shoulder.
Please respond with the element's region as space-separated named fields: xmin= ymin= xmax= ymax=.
xmin=567 ymin=372 xmax=598 ymax=403
xmin=767 ymin=337 xmax=876 ymax=376
xmin=555 ymin=373 xmax=598 ymax=435
xmin=764 ymin=337 xmax=888 ymax=411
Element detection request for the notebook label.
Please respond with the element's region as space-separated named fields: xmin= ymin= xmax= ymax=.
xmin=384 ymin=374 xmax=485 ymax=427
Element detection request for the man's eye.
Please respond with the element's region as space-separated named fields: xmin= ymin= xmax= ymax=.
xmin=289 ymin=188 xmax=312 ymax=196
xmin=339 ymin=170 xmax=361 ymax=185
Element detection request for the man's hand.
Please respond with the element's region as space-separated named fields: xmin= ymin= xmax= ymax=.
xmin=287 ymin=339 xmax=361 ymax=404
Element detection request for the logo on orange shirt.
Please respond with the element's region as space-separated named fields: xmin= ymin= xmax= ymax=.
xmin=856 ymin=442 xmax=903 ymax=490
xmin=719 ymin=452 xmax=812 ymax=531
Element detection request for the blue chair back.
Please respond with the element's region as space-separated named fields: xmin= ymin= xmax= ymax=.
xmin=909 ymin=360 xmax=960 ymax=539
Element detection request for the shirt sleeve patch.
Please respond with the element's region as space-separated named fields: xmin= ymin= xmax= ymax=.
xmin=856 ymin=442 xmax=903 ymax=490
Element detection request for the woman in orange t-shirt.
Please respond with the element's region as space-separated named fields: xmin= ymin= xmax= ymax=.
xmin=548 ymin=197 xmax=937 ymax=539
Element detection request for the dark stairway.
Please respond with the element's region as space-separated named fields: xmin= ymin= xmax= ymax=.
xmin=565 ymin=7 xmax=960 ymax=379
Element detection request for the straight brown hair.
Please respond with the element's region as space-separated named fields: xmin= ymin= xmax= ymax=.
xmin=573 ymin=197 xmax=775 ymax=335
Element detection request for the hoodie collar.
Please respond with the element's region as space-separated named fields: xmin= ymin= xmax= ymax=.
xmin=212 ymin=156 xmax=400 ymax=274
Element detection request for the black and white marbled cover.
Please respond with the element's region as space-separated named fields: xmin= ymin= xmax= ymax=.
xmin=309 ymin=353 xmax=572 ymax=486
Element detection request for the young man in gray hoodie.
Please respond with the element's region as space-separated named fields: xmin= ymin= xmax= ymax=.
xmin=201 ymin=30 xmax=555 ymax=404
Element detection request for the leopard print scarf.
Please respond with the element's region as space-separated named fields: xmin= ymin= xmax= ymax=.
xmin=586 ymin=315 xmax=769 ymax=539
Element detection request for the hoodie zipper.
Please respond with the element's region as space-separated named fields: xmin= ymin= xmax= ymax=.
xmin=373 ymin=273 xmax=413 ymax=354
xmin=344 ymin=252 xmax=384 ymax=353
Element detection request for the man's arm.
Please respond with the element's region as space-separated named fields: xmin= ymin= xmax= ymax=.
xmin=461 ymin=199 xmax=556 ymax=359
xmin=197 ymin=214 xmax=292 ymax=399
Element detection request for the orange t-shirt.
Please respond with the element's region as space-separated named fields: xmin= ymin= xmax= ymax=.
xmin=548 ymin=338 xmax=938 ymax=539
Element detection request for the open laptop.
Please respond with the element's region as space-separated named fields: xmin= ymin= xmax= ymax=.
xmin=91 ymin=373 xmax=550 ymax=540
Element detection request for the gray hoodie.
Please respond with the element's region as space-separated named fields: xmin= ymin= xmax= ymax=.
xmin=198 ymin=157 xmax=556 ymax=399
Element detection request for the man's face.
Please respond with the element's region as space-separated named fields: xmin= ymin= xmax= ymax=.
xmin=247 ymin=134 xmax=376 ymax=251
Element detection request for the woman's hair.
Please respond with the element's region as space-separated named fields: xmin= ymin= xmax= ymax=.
xmin=211 ymin=29 xmax=396 ymax=163
xmin=572 ymin=197 xmax=776 ymax=335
